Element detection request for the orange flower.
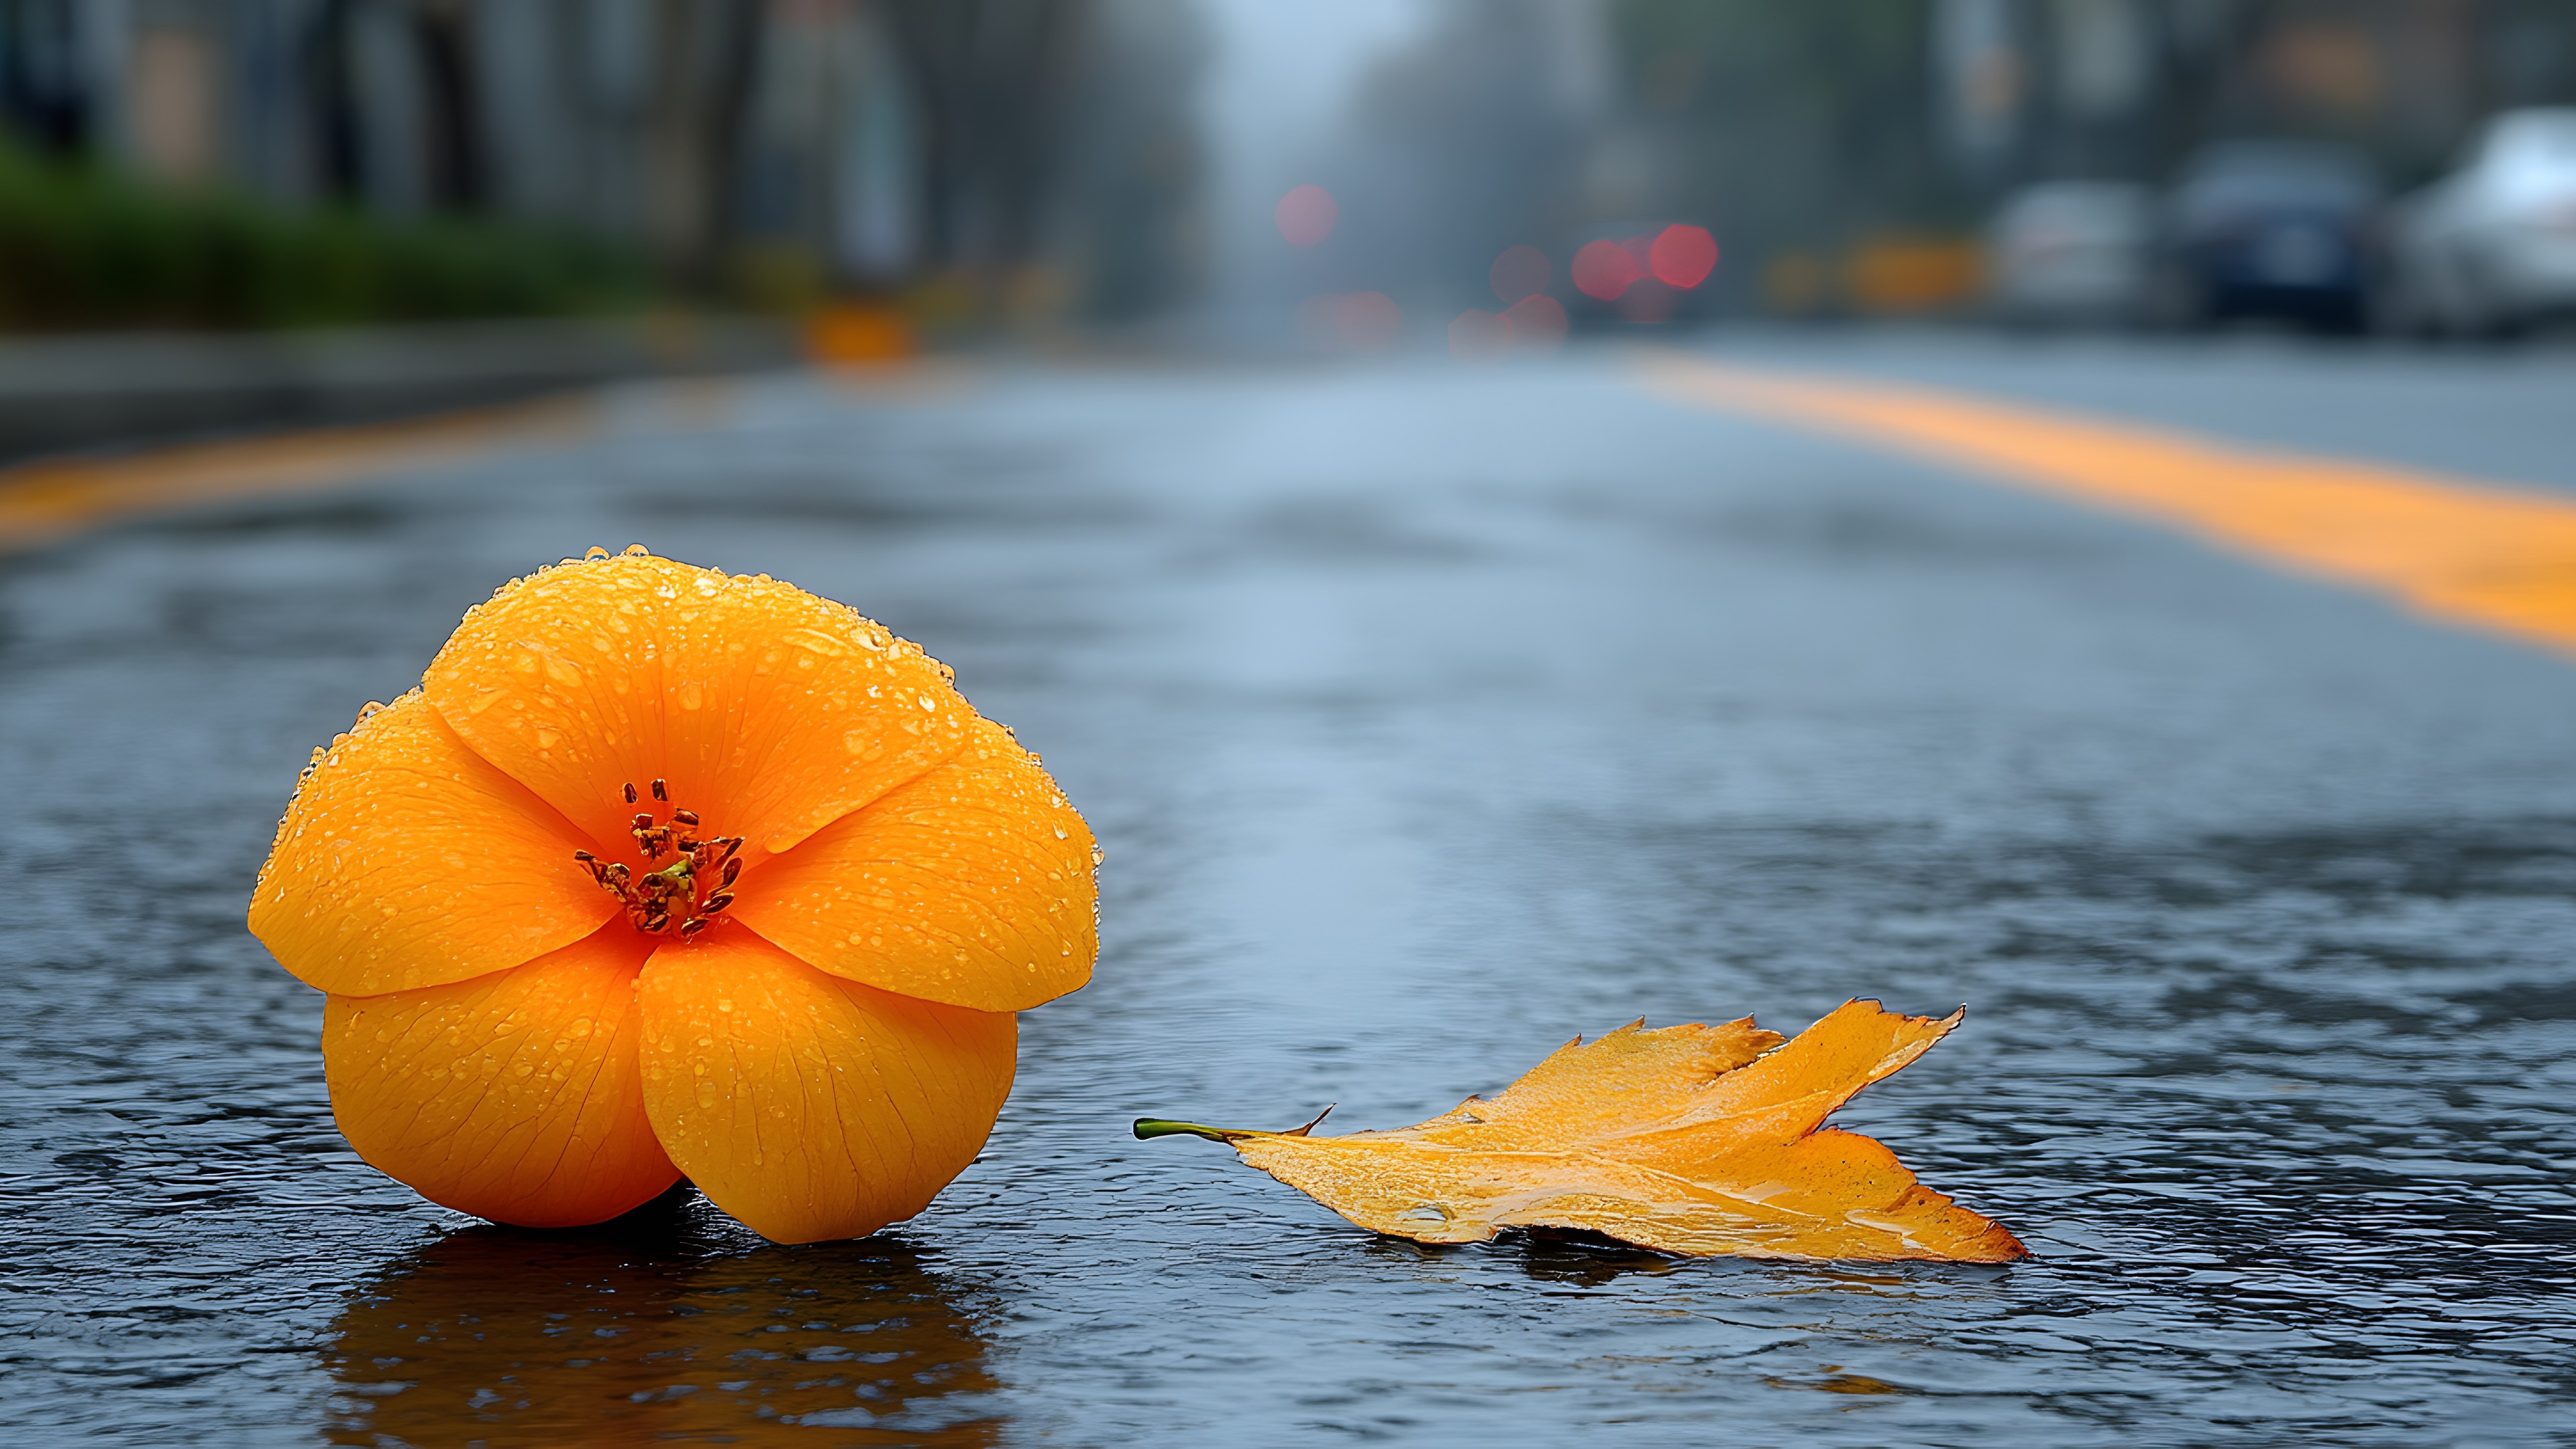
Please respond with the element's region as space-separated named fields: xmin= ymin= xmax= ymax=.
xmin=249 ymin=548 xmax=1097 ymax=1242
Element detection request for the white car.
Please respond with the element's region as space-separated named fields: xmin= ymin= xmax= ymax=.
xmin=2387 ymin=109 xmax=2576 ymax=335
xmin=1985 ymin=181 xmax=2156 ymax=326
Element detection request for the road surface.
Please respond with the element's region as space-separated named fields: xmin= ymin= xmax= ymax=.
xmin=3 ymin=332 xmax=2573 ymax=1446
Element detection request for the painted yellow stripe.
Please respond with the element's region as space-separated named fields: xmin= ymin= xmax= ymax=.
xmin=1639 ymin=352 xmax=2576 ymax=657
xmin=0 ymin=363 xmax=979 ymax=555
xmin=0 ymin=395 xmax=602 ymax=554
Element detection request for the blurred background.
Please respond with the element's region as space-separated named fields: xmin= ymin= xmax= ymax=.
xmin=6 ymin=0 xmax=2576 ymax=378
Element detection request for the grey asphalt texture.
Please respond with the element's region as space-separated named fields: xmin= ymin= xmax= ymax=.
xmin=3 ymin=333 xmax=2573 ymax=1446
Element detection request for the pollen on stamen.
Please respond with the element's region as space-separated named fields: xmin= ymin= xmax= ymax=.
xmin=578 ymin=792 xmax=737 ymax=941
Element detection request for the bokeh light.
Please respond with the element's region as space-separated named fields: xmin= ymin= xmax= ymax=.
xmin=1649 ymin=225 xmax=1718 ymax=288
xmin=1571 ymin=239 xmax=1643 ymax=301
xmin=1275 ymin=184 xmax=1339 ymax=248
xmin=1489 ymin=244 xmax=1552 ymax=305
xmin=1502 ymin=293 xmax=1568 ymax=350
xmin=1619 ymin=279 xmax=1677 ymax=323
xmin=1448 ymin=308 xmax=1511 ymax=361
xmin=1298 ymin=290 xmax=1403 ymax=351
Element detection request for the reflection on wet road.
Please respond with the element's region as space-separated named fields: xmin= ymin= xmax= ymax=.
xmin=325 ymin=1191 xmax=996 ymax=1446
xmin=3 ymin=337 xmax=2573 ymax=1445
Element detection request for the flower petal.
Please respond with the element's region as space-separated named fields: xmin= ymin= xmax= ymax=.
xmin=323 ymin=926 xmax=678 ymax=1228
xmin=636 ymin=931 xmax=1016 ymax=1244
xmin=252 ymin=691 xmax=617 ymax=996
xmin=729 ymin=718 xmax=1097 ymax=1012
xmin=423 ymin=552 xmax=973 ymax=859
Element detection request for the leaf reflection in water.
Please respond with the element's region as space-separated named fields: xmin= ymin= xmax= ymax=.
xmin=321 ymin=1189 xmax=998 ymax=1446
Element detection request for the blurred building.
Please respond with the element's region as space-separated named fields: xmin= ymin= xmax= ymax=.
xmin=0 ymin=0 xmax=1205 ymax=319
xmin=1934 ymin=0 xmax=2576 ymax=189
xmin=1607 ymin=2 xmax=1943 ymax=311
xmin=1600 ymin=0 xmax=2576 ymax=314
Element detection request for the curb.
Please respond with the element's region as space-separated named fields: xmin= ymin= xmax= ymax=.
xmin=0 ymin=316 xmax=801 ymax=466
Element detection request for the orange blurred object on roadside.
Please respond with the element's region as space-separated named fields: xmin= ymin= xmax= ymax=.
xmin=806 ymin=305 xmax=916 ymax=365
xmin=1650 ymin=225 xmax=1719 ymax=288
xmin=1489 ymin=244 xmax=1552 ymax=305
xmin=250 ymin=549 xmax=1099 ymax=1244
xmin=1845 ymin=237 xmax=1983 ymax=313
xmin=1572 ymin=239 xmax=1642 ymax=301
xmin=1275 ymin=184 xmax=1338 ymax=248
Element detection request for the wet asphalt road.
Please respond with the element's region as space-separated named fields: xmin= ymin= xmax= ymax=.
xmin=3 ymin=334 xmax=2574 ymax=1447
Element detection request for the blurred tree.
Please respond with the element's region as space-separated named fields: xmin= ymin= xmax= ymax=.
xmin=1350 ymin=0 xmax=1603 ymax=305
xmin=308 ymin=0 xmax=368 ymax=204
xmin=643 ymin=0 xmax=763 ymax=289
xmin=413 ymin=0 xmax=486 ymax=211
xmin=0 ymin=0 xmax=90 ymax=156
xmin=1611 ymin=0 xmax=1953 ymax=305
xmin=1270 ymin=0 xmax=1609 ymax=319
xmin=1055 ymin=0 xmax=1207 ymax=320
xmin=881 ymin=0 xmax=1090 ymax=280
xmin=0 ymin=0 xmax=1207 ymax=328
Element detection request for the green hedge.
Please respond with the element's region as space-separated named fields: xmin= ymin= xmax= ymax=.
xmin=0 ymin=144 xmax=647 ymax=331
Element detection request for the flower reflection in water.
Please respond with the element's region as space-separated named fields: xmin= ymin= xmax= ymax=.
xmin=322 ymin=1189 xmax=998 ymax=1446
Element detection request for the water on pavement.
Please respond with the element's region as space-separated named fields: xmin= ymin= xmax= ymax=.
xmin=3 ymin=342 xmax=2573 ymax=1446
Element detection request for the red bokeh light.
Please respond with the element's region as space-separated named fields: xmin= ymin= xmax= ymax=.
xmin=1275 ymin=184 xmax=1338 ymax=248
xmin=1448 ymin=308 xmax=1511 ymax=361
xmin=1650 ymin=225 xmax=1718 ymax=288
xmin=1297 ymin=290 xmax=1402 ymax=351
xmin=1489 ymin=244 xmax=1552 ymax=305
xmin=1332 ymin=291 xmax=1400 ymax=350
xmin=1502 ymin=292 xmax=1567 ymax=349
xmin=1619 ymin=279 xmax=1676 ymax=323
xmin=1571 ymin=239 xmax=1642 ymax=301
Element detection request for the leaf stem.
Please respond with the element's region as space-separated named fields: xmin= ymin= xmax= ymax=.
xmin=1132 ymin=1104 xmax=1334 ymax=1143
xmin=1132 ymin=1118 xmax=1242 ymax=1142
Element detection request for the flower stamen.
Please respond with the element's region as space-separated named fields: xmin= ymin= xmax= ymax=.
xmin=576 ymin=782 xmax=747 ymax=936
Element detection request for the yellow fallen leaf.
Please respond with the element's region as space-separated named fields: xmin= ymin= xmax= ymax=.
xmin=1136 ymin=999 xmax=2027 ymax=1262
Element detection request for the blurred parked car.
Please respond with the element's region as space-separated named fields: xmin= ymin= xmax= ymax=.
xmin=2384 ymin=109 xmax=2576 ymax=336
xmin=1986 ymin=181 xmax=2156 ymax=327
xmin=2161 ymin=140 xmax=2383 ymax=331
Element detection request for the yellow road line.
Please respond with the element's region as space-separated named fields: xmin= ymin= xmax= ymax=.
xmin=1638 ymin=352 xmax=2576 ymax=658
xmin=0 ymin=394 xmax=601 ymax=555
xmin=0 ymin=362 xmax=973 ymax=555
